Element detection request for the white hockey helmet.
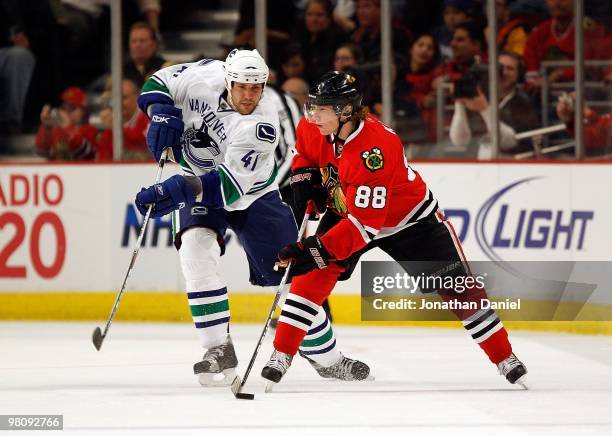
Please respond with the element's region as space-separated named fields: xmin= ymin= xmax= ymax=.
xmin=223 ymin=48 xmax=269 ymax=93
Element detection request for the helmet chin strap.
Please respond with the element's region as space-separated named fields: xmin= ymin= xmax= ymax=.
xmin=225 ymin=83 xmax=237 ymax=110
xmin=332 ymin=114 xmax=355 ymax=157
xmin=334 ymin=105 xmax=353 ymax=139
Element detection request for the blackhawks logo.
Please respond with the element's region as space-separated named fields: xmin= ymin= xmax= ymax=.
xmin=320 ymin=163 xmax=348 ymax=216
xmin=361 ymin=148 xmax=384 ymax=172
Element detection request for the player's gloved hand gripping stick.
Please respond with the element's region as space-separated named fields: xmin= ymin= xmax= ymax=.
xmin=146 ymin=104 xmax=184 ymax=162
xmin=92 ymin=151 xmax=168 ymax=351
xmin=231 ymin=204 xmax=315 ymax=400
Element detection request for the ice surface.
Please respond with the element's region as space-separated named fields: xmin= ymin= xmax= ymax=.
xmin=1 ymin=323 xmax=611 ymax=436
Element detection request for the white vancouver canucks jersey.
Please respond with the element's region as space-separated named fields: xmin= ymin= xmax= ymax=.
xmin=141 ymin=59 xmax=281 ymax=211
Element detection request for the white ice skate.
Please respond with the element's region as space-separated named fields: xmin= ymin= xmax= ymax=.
xmin=193 ymin=335 xmax=238 ymax=386
xmin=497 ymin=353 xmax=528 ymax=389
xmin=261 ymin=350 xmax=293 ymax=392
xmin=300 ymin=351 xmax=374 ymax=381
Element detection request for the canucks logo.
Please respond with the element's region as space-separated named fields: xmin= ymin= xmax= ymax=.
xmin=361 ymin=148 xmax=384 ymax=172
xmin=256 ymin=122 xmax=276 ymax=143
xmin=183 ymin=120 xmax=221 ymax=155
xmin=182 ymin=119 xmax=221 ymax=169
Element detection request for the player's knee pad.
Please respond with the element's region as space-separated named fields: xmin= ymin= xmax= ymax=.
xmin=178 ymin=227 xmax=223 ymax=290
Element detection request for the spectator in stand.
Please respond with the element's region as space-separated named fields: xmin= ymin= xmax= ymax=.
xmin=136 ymin=0 xmax=162 ymax=35
xmin=494 ymin=0 xmax=531 ymax=56
xmin=294 ymin=0 xmax=349 ymax=84
xmin=0 ymin=19 xmax=36 ymax=135
xmin=433 ymin=21 xmax=486 ymax=153
xmin=352 ymin=0 xmax=413 ymax=65
xmin=332 ymin=42 xmax=375 ymax=109
xmin=282 ymin=77 xmax=310 ymax=109
xmin=35 ymin=87 xmax=98 ymax=160
xmin=97 ymin=78 xmax=150 ymax=160
xmin=396 ymin=34 xmax=441 ymax=143
xmin=124 ymin=22 xmax=168 ymax=88
xmin=432 ymin=0 xmax=473 ymax=61
xmin=277 ymin=43 xmax=306 ymax=86
xmin=54 ymin=0 xmax=110 ymax=87
xmin=333 ymin=41 xmax=364 ymax=71
xmin=433 ymin=21 xmax=485 ymax=86
xmin=350 ymin=0 xmax=413 ymax=116
xmin=556 ymin=93 xmax=612 ymax=154
xmin=334 ymin=0 xmax=357 ymax=32
xmin=449 ymin=51 xmax=540 ymax=156
xmin=1 ymin=0 xmax=61 ymax=134
xmin=524 ymin=0 xmax=612 ymax=89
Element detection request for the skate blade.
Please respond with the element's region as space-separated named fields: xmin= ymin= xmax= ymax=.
xmin=515 ymin=375 xmax=529 ymax=390
xmin=198 ymin=368 xmax=237 ymax=387
xmin=264 ymin=380 xmax=276 ymax=393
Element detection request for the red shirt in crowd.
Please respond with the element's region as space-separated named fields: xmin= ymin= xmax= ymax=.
xmin=35 ymin=124 xmax=98 ymax=160
xmin=96 ymin=110 xmax=150 ymax=160
xmin=402 ymin=69 xmax=438 ymax=141
xmin=568 ymin=112 xmax=612 ymax=151
xmin=524 ymin=18 xmax=612 ymax=80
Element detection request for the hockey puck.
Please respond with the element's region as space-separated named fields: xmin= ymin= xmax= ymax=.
xmin=235 ymin=392 xmax=255 ymax=400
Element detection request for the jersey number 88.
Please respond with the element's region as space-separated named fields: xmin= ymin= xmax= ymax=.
xmin=355 ymin=186 xmax=386 ymax=209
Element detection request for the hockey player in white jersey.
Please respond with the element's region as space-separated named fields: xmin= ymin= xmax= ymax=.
xmin=134 ymin=49 xmax=371 ymax=386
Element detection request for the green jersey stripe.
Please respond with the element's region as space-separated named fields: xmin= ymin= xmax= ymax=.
xmin=247 ymin=163 xmax=278 ymax=194
xmin=151 ymin=74 xmax=167 ymax=88
xmin=142 ymin=78 xmax=170 ymax=95
xmin=218 ymin=167 xmax=242 ymax=205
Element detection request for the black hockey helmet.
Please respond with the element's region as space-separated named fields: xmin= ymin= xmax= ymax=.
xmin=306 ymin=71 xmax=363 ymax=119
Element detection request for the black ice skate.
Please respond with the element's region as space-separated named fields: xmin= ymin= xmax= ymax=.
xmin=300 ymin=351 xmax=373 ymax=381
xmin=261 ymin=350 xmax=293 ymax=392
xmin=497 ymin=353 xmax=528 ymax=389
xmin=193 ymin=335 xmax=238 ymax=386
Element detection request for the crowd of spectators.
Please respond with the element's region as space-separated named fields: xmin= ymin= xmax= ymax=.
xmin=236 ymin=0 xmax=611 ymax=157
xmin=2 ymin=0 xmax=611 ymax=160
xmin=1 ymin=0 xmax=160 ymax=159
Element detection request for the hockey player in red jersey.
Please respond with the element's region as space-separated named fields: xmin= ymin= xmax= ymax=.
xmin=261 ymin=71 xmax=527 ymax=390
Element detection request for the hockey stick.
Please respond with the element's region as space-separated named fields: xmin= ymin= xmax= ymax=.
xmin=92 ymin=152 xmax=167 ymax=351
xmin=231 ymin=207 xmax=312 ymax=400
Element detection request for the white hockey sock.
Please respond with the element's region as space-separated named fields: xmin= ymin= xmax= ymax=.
xmin=179 ymin=228 xmax=229 ymax=349
xmin=187 ymin=288 xmax=230 ymax=349
xmin=299 ymin=306 xmax=341 ymax=367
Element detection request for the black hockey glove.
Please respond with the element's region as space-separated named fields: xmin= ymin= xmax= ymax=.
xmin=289 ymin=167 xmax=327 ymax=221
xmin=276 ymin=235 xmax=332 ymax=277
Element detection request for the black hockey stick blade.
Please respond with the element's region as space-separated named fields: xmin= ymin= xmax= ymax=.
xmin=92 ymin=327 xmax=104 ymax=351
xmin=231 ymin=375 xmax=254 ymax=400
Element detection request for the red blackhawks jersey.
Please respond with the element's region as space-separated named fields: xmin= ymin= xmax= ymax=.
xmin=292 ymin=115 xmax=438 ymax=261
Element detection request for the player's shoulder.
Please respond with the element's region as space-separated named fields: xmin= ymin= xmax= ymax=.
xmin=186 ymin=58 xmax=224 ymax=75
xmin=344 ymin=116 xmax=402 ymax=168
xmin=172 ymin=59 xmax=225 ymax=87
xmin=296 ymin=117 xmax=322 ymax=138
xmin=360 ymin=116 xmax=402 ymax=145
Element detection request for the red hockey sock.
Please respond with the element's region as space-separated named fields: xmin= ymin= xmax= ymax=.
xmin=477 ymin=327 xmax=512 ymax=365
xmin=273 ymin=321 xmax=308 ymax=355
xmin=272 ymin=266 xmax=343 ymax=355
